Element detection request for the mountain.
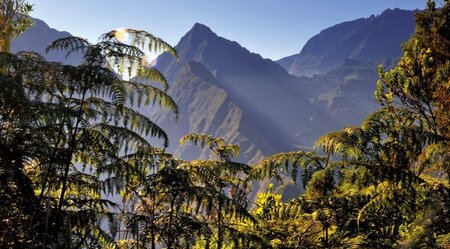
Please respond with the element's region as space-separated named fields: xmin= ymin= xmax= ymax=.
xmin=13 ymin=11 xmax=416 ymax=159
xmin=9 ymin=9 xmax=417 ymax=201
xmin=153 ymin=61 xmax=294 ymax=164
xmin=153 ymin=23 xmax=342 ymax=161
xmin=11 ymin=17 xmax=82 ymax=65
xmin=13 ymin=11 xmax=416 ymax=199
xmin=304 ymin=58 xmax=398 ymax=126
xmin=278 ymin=8 xmax=417 ymax=77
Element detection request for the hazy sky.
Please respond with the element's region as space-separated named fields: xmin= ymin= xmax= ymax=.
xmin=29 ymin=0 xmax=425 ymax=60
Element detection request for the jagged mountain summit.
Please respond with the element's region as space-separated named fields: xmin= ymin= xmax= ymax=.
xmin=11 ymin=8 xmax=418 ymax=199
xmin=154 ymin=22 xmax=340 ymax=160
xmin=11 ymin=17 xmax=82 ymax=65
xmin=13 ymin=9 xmax=417 ymax=164
xmin=277 ymin=8 xmax=417 ymax=77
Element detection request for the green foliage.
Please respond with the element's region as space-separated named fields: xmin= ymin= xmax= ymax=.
xmin=250 ymin=151 xmax=325 ymax=186
xmin=180 ymin=133 xmax=252 ymax=249
xmin=0 ymin=0 xmax=33 ymax=52
xmin=180 ymin=133 xmax=240 ymax=161
xmin=0 ymin=26 xmax=179 ymax=248
xmin=1 ymin=0 xmax=450 ymax=248
xmin=376 ymin=0 xmax=450 ymax=141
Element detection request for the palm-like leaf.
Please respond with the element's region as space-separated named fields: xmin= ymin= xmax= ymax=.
xmin=99 ymin=28 xmax=178 ymax=57
xmin=250 ymin=151 xmax=325 ymax=185
xmin=180 ymin=133 xmax=240 ymax=160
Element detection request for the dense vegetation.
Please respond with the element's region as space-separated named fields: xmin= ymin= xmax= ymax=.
xmin=1 ymin=0 xmax=449 ymax=248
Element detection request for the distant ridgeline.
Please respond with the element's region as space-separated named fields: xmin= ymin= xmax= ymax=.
xmin=15 ymin=9 xmax=416 ymax=188
xmin=7 ymin=3 xmax=450 ymax=247
xmin=277 ymin=8 xmax=417 ymax=77
xmin=12 ymin=17 xmax=83 ymax=65
xmin=153 ymin=8 xmax=417 ymax=162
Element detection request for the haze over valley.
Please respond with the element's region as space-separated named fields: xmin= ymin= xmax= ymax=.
xmin=13 ymin=8 xmax=416 ymax=163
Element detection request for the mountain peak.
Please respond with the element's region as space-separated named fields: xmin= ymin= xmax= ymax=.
xmin=379 ymin=7 xmax=417 ymax=17
xmin=12 ymin=17 xmax=82 ymax=65
xmin=184 ymin=22 xmax=217 ymax=40
xmin=191 ymin=23 xmax=213 ymax=33
xmin=277 ymin=8 xmax=416 ymax=77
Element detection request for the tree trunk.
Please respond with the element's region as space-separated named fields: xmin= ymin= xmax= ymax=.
xmin=217 ymin=201 xmax=223 ymax=249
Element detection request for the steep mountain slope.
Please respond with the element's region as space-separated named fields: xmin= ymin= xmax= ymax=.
xmin=13 ymin=12 xmax=414 ymax=159
xmin=305 ymin=59 xmax=397 ymax=125
xmin=10 ymin=10 xmax=416 ymax=200
xmin=155 ymin=23 xmax=341 ymax=152
xmin=11 ymin=17 xmax=82 ymax=65
xmin=153 ymin=61 xmax=294 ymax=163
xmin=278 ymin=8 xmax=416 ymax=77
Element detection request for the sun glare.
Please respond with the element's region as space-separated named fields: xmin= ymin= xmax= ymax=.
xmin=114 ymin=28 xmax=129 ymax=42
xmin=141 ymin=56 xmax=157 ymax=67
xmin=141 ymin=56 xmax=151 ymax=67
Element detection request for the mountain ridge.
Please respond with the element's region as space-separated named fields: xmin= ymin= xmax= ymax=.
xmin=10 ymin=8 xmax=418 ymax=199
xmin=12 ymin=17 xmax=82 ymax=65
xmin=12 ymin=9 xmax=417 ymax=163
xmin=154 ymin=21 xmax=341 ymax=151
xmin=277 ymin=8 xmax=417 ymax=77
xmin=153 ymin=61 xmax=295 ymax=163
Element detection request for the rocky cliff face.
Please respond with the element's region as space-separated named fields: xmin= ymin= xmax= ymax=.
xmin=14 ymin=10 xmax=418 ymax=199
xmin=15 ymin=11 xmax=415 ymax=160
xmin=153 ymin=61 xmax=294 ymax=163
xmin=154 ymin=23 xmax=340 ymax=158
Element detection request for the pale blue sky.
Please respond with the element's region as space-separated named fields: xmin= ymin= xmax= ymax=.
xmin=29 ymin=0 xmax=425 ymax=60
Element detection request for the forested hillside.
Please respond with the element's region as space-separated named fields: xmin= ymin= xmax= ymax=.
xmin=1 ymin=0 xmax=449 ymax=248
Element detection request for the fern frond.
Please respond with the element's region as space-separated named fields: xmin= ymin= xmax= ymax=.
xmin=135 ymin=66 xmax=168 ymax=91
xmin=180 ymin=160 xmax=250 ymax=179
xmin=125 ymin=80 xmax=179 ymax=118
xmin=180 ymin=134 xmax=239 ymax=160
xmin=93 ymin=123 xmax=165 ymax=151
xmin=180 ymin=134 xmax=226 ymax=148
xmin=250 ymin=151 xmax=325 ymax=185
xmin=45 ymin=36 xmax=90 ymax=58
xmin=100 ymin=29 xmax=178 ymax=58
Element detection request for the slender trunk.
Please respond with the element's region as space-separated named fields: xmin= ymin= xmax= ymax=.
xmin=56 ymin=89 xmax=87 ymax=248
xmin=43 ymin=189 xmax=51 ymax=249
xmin=136 ymin=220 xmax=139 ymax=249
xmin=39 ymin=118 xmax=67 ymax=202
xmin=42 ymin=95 xmax=73 ymax=247
xmin=151 ymin=193 xmax=156 ymax=249
xmin=167 ymin=197 xmax=176 ymax=249
xmin=1 ymin=28 xmax=12 ymax=53
xmin=58 ymin=89 xmax=87 ymax=210
xmin=151 ymin=227 xmax=156 ymax=249
xmin=217 ymin=201 xmax=223 ymax=249
xmin=65 ymin=218 xmax=72 ymax=249
xmin=325 ymin=150 xmax=331 ymax=168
